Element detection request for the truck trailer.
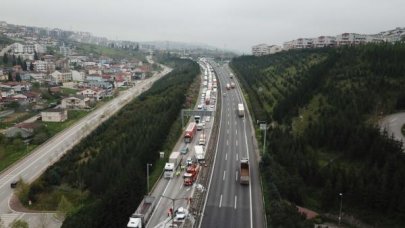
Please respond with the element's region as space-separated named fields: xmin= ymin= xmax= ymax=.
xmin=184 ymin=122 xmax=197 ymax=143
xmin=127 ymin=196 xmax=156 ymax=228
xmin=240 ymin=159 xmax=250 ymax=185
xmin=195 ymin=145 xmax=205 ymax=163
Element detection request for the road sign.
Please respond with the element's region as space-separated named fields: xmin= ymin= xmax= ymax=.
xmin=260 ymin=123 xmax=267 ymax=130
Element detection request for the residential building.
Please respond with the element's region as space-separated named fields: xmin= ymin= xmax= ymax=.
xmin=50 ymin=70 xmax=72 ymax=83
xmin=41 ymin=109 xmax=68 ymax=122
xmin=71 ymin=70 xmax=86 ymax=81
xmin=313 ymin=36 xmax=336 ymax=48
xmin=252 ymin=44 xmax=269 ymax=56
xmin=61 ymin=96 xmax=90 ymax=109
xmin=336 ymin=33 xmax=367 ymax=46
xmin=33 ymin=60 xmax=55 ymax=72
xmin=77 ymin=88 xmax=105 ymax=100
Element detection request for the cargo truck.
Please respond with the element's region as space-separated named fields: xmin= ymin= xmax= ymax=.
xmin=184 ymin=122 xmax=197 ymax=143
xmin=195 ymin=145 xmax=205 ymax=163
xmin=127 ymin=196 xmax=156 ymax=228
xmin=164 ymin=152 xmax=182 ymax=178
xmin=199 ymin=133 xmax=206 ymax=145
xmin=240 ymin=159 xmax=250 ymax=185
xmin=238 ymin=103 xmax=244 ymax=117
xmin=205 ymin=90 xmax=211 ymax=105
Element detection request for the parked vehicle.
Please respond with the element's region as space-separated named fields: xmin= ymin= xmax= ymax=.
xmin=180 ymin=145 xmax=189 ymax=154
xmin=164 ymin=152 xmax=182 ymax=178
xmin=127 ymin=196 xmax=156 ymax=228
xmin=183 ymin=164 xmax=199 ymax=186
xmin=195 ymin=145 xmax=205 ymax=162
xmin=240 ymin=159 xmax=250 ymax=185
xmin=184 ymin=122 xmax=197 ymax=143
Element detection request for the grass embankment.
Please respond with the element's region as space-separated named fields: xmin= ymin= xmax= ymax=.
xmin=74 ymin=42 xmax=146 ymax=62
xmin=0 ymin=110 xmax=89 ymax=173
xmin=402 ymin=124 xmax=405 ymax=136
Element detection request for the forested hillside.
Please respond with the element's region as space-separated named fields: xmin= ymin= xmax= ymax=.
xmin=231 ymin=44 xmax=405 ymax=227
xmin=23 ymin=58 xmax=199 ymax=228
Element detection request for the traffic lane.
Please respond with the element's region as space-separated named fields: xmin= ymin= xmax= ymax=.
xmin=380 ymin=113 xmax=405 ymax=145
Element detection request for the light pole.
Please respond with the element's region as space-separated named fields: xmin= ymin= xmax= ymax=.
xmin=338 ymin=193 xmax=343 ymax=226
xmin=146 ymin=163 xmax=152 ymax=195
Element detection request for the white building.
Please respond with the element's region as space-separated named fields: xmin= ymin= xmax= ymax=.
xmin=50 ymin=70 xmax=72 ymax=83
xmin=252 ymin=44 xmax=283 ymax=56
xmin=41 ymin=109 xmax=68 ymax=122
xmin=71 ymin=70 xmax=86 ymax=82
xmin=313 ymin=36 xmax=336 ymax=48
xmin=61 ymin=96 xmax=90 ymax=109
xmin=336 ymin=33 xmax=367 ymax=46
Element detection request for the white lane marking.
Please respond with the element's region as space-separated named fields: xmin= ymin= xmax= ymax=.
xmin=227 ymin=129 xmax=229 ymax=134
xmin=219 ymin=194 xmax=223 ymax=208
xmin=236 ymin=140 xmax=238 ymax=147
xmin=225 ymin=153 xmax=228 ymax=160
xmin=236 ymin=153 xmax=239 ymax=161
xmin=236 ymin=129 xmax=237 ymax=135
xmin=234 ymin=195 xmax=238 ymax=209
xmin=227 ymin=140 xmax=229 ymax=146
xmin=223 ymin=170 xmax=226 ymax=181
xmin=236 ymin=171 xmax=238 ymax=181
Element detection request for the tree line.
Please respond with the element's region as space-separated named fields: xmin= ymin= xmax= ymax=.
xmin=231 ymin=43 xmax=405 ymax=227
xmin=24 ymin=58 xmax=199 ymax=228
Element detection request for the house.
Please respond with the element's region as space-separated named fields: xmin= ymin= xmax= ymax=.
xmin=61 ymin=96 xmax=90 ymax=109
xmin=41 ymin=109 xmax=68 ymax=122
xmin=4 ymin=122 xmax=39 ymax=138
xmin=77 ymin=88 xmax=105 ymax=100
xmin=71 ymin=70 xmax=85 ymax=82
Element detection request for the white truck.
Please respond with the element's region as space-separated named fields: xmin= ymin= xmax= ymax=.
xmin=199 ymin=133 xmax=206 ymax=145
xmin=127 ymin=196 xmax=156 ymax=228
xmin=195 ymin=145 xmax=205 ymax=162
xmin=238 ymin=103 xmax=244 ymax=117
xmin=164 ymin=152 xmax=181 ymax=178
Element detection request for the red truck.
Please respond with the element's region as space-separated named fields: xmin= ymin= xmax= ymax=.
xmin=184 ymin=122 xmax=197 ymax=143
xmin=183 ymin=164 xmax=199 ymax=186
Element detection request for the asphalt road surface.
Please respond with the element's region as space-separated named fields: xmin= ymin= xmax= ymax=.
xmin=145 ymin=61 xmax=217 ymax=228
xmin=200 ymin=62 xmax=265 ymax=228
xmin=0 ymin=65 xmax=171 ymax=227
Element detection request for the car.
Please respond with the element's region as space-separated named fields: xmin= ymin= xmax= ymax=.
xmin=223 ymin=93 xmax=226 ymax=96
xmin=210 ymin=105 xmax=215 ymax=109
xmin=180 ymin=146 xmax=189 ymax=155
xmin=10 ymin=180 xmax=19 ymax=188
xmin=186 ymin=157 xmax=193 ymax=166
xmin=205 ymin=116 xmax=211 ymax=122
xmin=175 ymin=207 xmax=187 ymax=221
xmin=197 ymin=104 xmax=203 ymax=109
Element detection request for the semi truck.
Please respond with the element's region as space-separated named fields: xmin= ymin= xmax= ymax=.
xmin=238 ymin=103 xmax=245 ymax=117
xmin=164 ymin=152 xmax=182 ymax=178
xmin=240 ymin=159 xmax=250 ymax=185
xmin=183 ymin=164 xmax=199 ymax=186
xmin=195 ymin=145 xmax=205 ymax=163
xmin=184 ymin=122 xmax=197 ymax=143
xmin=127 ymin=196 xmax=156 ymax=228
xmin=205 ymin=90 xmax=211 ymax=105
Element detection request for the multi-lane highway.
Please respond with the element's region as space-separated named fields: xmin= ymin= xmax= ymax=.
xmin=200 ymin=62 xmax=265 ymax=228
xmin=145 ymin=61 xmax=218 ymax=228
xmin=0 ymin=63 xmax=171 ymax=227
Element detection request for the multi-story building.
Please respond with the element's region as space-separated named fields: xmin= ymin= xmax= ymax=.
xmin=252 ymin=44 xmax=283 ymax=56
xmin=33 ymin=60 xmax=55 ymax=72
xmin=336 ymin=33 xmax=367 ymax=46
xmin=313 ymin=36 xmax=336 ymax=48
xmin=50 ymin=70 xmax=72 ymax=83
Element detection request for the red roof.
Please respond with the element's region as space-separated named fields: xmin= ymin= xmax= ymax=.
xmin=297 ymin=206 xmax=318 ymax=220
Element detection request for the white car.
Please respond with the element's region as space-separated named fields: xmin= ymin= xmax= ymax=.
xmin=205 ymin=116 xmax=211 ymax=122
xmin=210 ymin=105 xmax=215 ymax=109
xmin=175 ymin=207 xmax=187 ymax=221
xmin=197 ymin=104 xmax=203 ymax=109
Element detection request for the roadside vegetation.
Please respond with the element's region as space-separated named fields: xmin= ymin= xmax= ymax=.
xmin=21 ymin=58 xmax=199 ymax=228
xmin=74 ymin=42 xmax=146 ymax=62
xmin=231 ymin=44 xmax=405 ymax=227
xmin=402 ymin=124 xmax=405 ymax=136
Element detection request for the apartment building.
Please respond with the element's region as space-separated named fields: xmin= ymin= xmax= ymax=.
xmin=313 ymin=36 xmax=336 ymax=48
xmin=252 ymin=44 xmax=283 ymax=56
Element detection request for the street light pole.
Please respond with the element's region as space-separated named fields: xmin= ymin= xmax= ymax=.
xmin=338 ymin=193 xmax=343 ymax=226
xmin=146 ymin=163 xmax=152 ymax=195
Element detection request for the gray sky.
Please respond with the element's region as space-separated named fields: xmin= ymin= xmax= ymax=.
xmin=2 ymin=0 xmax=405 ymax=53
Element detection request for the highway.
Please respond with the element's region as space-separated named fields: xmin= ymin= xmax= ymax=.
xmin=200 ymin=62 xmax=265 ymax=228
xmin=0 ymin=63 xmax=171 ymax=227
xmin=145 ymin=61 xmax=217 ymax=228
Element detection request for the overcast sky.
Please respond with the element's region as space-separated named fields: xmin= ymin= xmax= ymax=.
xmin=2 ymin=0 xmax=405 ymax=53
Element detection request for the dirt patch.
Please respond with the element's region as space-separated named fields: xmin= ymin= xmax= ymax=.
xmin=9 ymin=194 xmax=46 ymax=213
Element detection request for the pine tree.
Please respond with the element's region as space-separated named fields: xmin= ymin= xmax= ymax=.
xmin=16 ymin=73 xmax=21 ymax=82
xmin=8 ymin=71 xmax=12 ymax=81
xmin=2 ymin=53 xmax=7 ymax=64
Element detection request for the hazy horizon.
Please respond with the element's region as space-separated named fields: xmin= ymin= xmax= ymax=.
xmin=2 ymin=0 xmax=405 ymax=53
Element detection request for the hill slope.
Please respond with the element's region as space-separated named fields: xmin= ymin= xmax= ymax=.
xmin=231 ymin=44 xmax=405 ymax=227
